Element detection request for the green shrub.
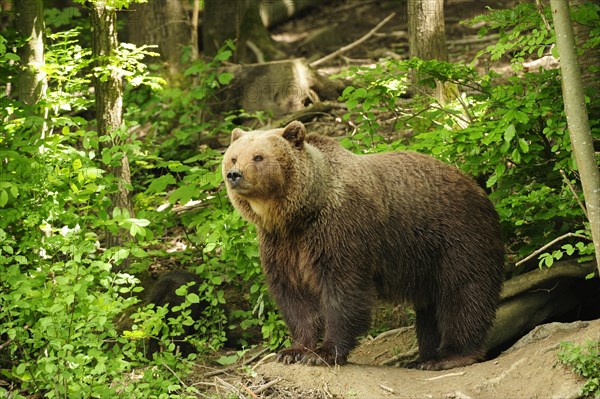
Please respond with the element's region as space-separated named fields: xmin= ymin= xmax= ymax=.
xmin=559 ymin=340 xmax=600 ymax=397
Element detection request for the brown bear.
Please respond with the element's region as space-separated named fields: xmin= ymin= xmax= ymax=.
xmin=222 ymin=121 xmax=504 ymax=370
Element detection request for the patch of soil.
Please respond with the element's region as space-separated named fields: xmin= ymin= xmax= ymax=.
xmin=250 ymin=320 xmax=597 ymax=399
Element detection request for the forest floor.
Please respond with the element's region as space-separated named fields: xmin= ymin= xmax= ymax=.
xmin=192 ymin=319 xmax=597 ymax=399
xmin=188 ymin=0 xmax=596 ymax=397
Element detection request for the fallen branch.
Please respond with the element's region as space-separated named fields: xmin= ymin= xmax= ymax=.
xmin=372 ymin=325 xmax=414 ymax=342
xmin=514 ymin=232 xmax=590 ymax=267
xmin=425 ymin=371 xmax=466 ymax=381
xmin=309 ymin=12 xmax=396 ymax=67
xmin=381 ymin=347 xmax=419 ymax=366
xmin=252 ymin=378 xmax=282 ymax=395
xmin=203 ymin=347 xmax=271 ymax=378
xmin=379 ymin=384 xmax=395 ymax=393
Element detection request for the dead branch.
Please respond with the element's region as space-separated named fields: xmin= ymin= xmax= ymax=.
xmin=381 ymin=347 xmax=419 ymax=366
xmin=372 ymin=325 xmax=414 ymax=342
xmin=309 ymin=12 xmax=396 ymax=68
xmin=425 ymin=371 xmax=466 ymax=381
xmin=514 ymin=232 xmax=591 ymax=267
xmin=203 ymin=346 xmax=271 ymax=378
xmin=252 ymin=378 xmax=282 ymax=395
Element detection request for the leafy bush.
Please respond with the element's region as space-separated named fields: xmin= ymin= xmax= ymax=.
xmin=559 ymin=340 xmax=600 ymax=397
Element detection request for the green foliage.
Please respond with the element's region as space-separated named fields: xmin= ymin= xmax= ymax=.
xmin=559 ymin=340 xmax=600 ymax=397
xmin=472 ymin=3 xmax=554 ymax=71
xmin=337 ymin=3 xmax=599 ymax=265
xmin=0 ymin=25 xmax=208 ymax=397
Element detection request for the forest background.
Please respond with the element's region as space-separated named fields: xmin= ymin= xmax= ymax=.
xmin=0 ymin=0 xmax=599 ymax=398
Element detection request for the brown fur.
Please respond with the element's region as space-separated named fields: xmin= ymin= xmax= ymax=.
xmin=223 ymin=121 xmax=504 ymax=369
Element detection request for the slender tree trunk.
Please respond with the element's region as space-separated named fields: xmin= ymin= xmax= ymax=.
xmin=90 ymin=1 xmax=134 ymax=251
xmin=550 ymin=0 xmax=600 ymax=273
xmin=15 ymin=0 xmax=46 ymax=105
xmin=407 ymin=0 xmax=448 ymax=102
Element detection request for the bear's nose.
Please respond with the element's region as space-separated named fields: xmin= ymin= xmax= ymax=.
xmin=226 ymin=169 xmax=243 ymax=187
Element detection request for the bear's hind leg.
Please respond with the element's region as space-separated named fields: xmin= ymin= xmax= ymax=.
xmin=419 ymin=282 xmax=495 ymax=370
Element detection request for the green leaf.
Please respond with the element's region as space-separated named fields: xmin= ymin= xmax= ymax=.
xmin=129 ymin=224 xmax=145 ymax=237
xmin=186 ymin=293 xmax=200 ymax=304
xmin=0 ymin=190 xmax=8 ymax=207
xmin=585 ymin=272 xmax=596 ymax=280
xmin=216 ymin=354 xmax=238 ymax=366
xmin=147 ymin=174 xmax=176 ymax=193
xmin=504 ymin=124 xmax=516 ymax=142
xmin=511 ymin=148 xmax=521 ymax=163
xmin=217 ymin=72 xmax=234 ymax=85
xmin=214 ymin=50 xmax=232 ymax=61
xmin=518 ymin=138 xmax=529 ymax=153
xmin=126 ymin=218 xmax=150 ymax=227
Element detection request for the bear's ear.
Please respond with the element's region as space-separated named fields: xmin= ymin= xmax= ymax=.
xmin=231 ymin=128 xmax=246 ymax=143
xmin=281 ymin=121 xmax=306 ymax=147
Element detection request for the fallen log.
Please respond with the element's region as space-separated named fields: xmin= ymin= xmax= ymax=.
xmin=215 ymin=58 xmax=343 ymax=118
xmin=486 ymin=259 xmax=598 ymax=355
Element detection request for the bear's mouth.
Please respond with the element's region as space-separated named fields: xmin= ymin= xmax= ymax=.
xmin=228 ymin=183 xmax=253 ymax=196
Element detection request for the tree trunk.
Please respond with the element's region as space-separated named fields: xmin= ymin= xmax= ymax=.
xmin=203 ymin=0 xmax=284 ymax=62
xmin=407 ymin=0 xmax=448 ymax=101
xmin=128 ymin=0 xmax=191 ymax=77
xmin=550 ymin=0 xmax=600 ymax=273
xmin=570 ymin=0 xmax=600 ymax=94
xmin=90 ymin=1 xmax=134 ymax=251
xmin=15 ymin=0 xmax=46 ymax=105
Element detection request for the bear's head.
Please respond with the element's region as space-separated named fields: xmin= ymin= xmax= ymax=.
xmin=222 ymin=121 xmax=308 ymax=227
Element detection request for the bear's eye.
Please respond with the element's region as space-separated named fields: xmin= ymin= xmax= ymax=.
xmin=231 ymin=157 xmax=237 ymax=164
xmin=253 ymin=155 xmax=264 ymax=162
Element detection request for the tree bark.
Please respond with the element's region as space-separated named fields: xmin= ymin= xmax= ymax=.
xmin=408 ymin=0 xmax=448 ymax=62
xmin=15 ymin=0 xmax=46 ymax=105
xmin=570 ymin=0 xmax=600 ymax=94
xmin=407 ymin=0 xmax=448 ymax=101
xmin=128 ymin=0 xmax=191 ymax=76
xmin=203 ymin=0 xmax=284 ymax=62
xmin=90 ymin=1 xmax=134 ymax=251
xmin=550 ymin=0 xmax=600 ymax=273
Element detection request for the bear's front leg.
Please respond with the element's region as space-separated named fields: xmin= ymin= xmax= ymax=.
xmin=269 ymin=282 xmax=323 ymax=365
xmin=301 ymin=283 xmax=373 ymax=366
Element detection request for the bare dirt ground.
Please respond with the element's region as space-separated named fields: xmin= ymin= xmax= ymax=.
xmin=194 ymin=319 xmax=598 ymax=399
xmin=189 ymin=1 xmax=599 ymax=397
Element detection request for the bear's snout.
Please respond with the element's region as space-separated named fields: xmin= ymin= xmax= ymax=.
xmin=226 ymin=169 xmax=243 ymax=187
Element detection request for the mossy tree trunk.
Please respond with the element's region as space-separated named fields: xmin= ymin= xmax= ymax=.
xmin=90 ymin=1 xmax=134 ymax=251
xmin=15 ymin=0 xmax=46 ymax=105
xmin=550 ymin=0 xmax=600 ymax=273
